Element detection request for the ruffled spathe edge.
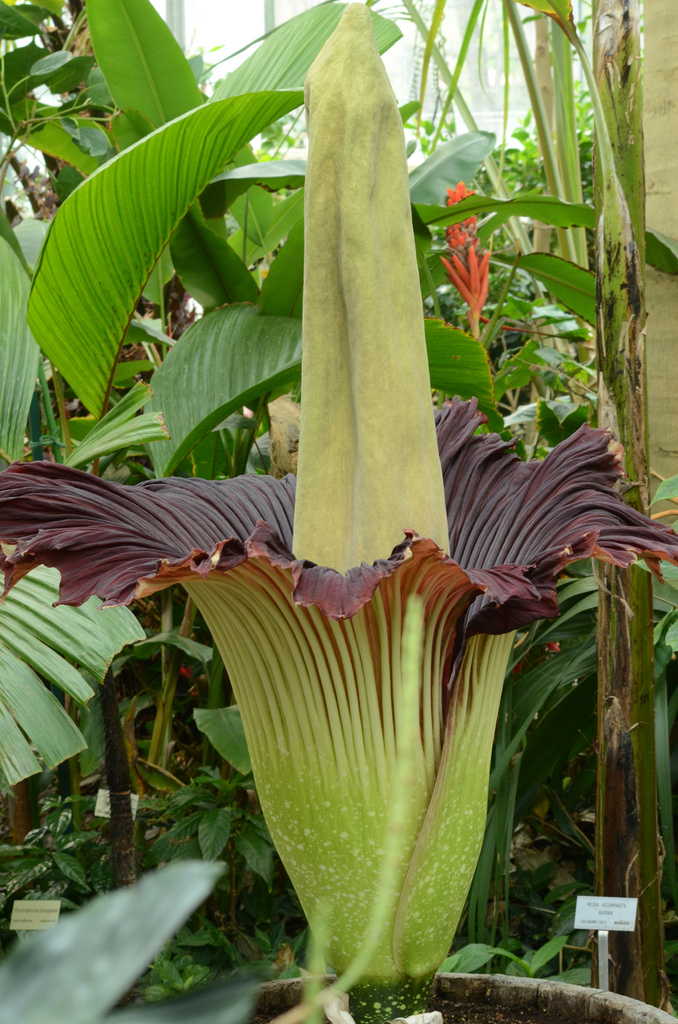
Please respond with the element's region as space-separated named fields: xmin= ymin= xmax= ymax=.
xmin=0 ymin=466 xmax=538 ymax=620
xmin=2 ymin=400 xmax=678 ymax=627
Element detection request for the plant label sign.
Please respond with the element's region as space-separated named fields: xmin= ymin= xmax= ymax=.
xmin=94 ymin=788 xmax=139 ymax=819
xmin=574 ymin=896 xmax=638 ymax=931
xmin=10 ymin=900 xmax=61 ymax=930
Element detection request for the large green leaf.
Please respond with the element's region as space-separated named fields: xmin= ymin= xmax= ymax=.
xmin=515 ymin=252 xmax=595 ymax=324
xmin=0 ymin=566 xmax=143 ymax=784
xmin=170 ymin=205 xmax=258 ymax=310
xmin=213 ymin=4 xmax=401 ymax=99
xmin=64 ymin=382 xmax=169 ymax=468
xmin=647 ymin=227 xmax=678 ymax=275
xmin=228 ymin=188 xmax=304 ymax=267
xmin=194 ymin=707 xmax=251 ymax=775
xmin=0 ymin=238 xmax=39 ymax=462
xmin=108 ymin=977 xmax=257 ymax=1024
xmin=25 ymin=117 xmax=101 ymax=175
xmin=147 ymin=305 xmax=302 ymax=477
xmin=213 ymin=158 xmax=307 ymax=194
xmin=408 ymin=132 xmax=496 ymax=205
xmin=416 ymin=193 xmax=595 ymax=234
xmin=87 ymin=0 xmax=202 ymax=127
xmin=258 ymin=218 xmax=304 ymax=318
xmin=0 ymin=862 xmax=233 ymax=1024
xmin=27 ymin=90 xmax=303 ymax=418
xmin=0 ymin=2 xmax=47 ymax=38
xmin=424 ymin=318 xmax=498 ymax=427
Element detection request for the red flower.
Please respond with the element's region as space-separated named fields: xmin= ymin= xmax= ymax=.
xmin=442 ymin=181 xmax=489 ymax=338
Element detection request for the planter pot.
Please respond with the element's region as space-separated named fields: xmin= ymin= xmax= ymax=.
xmin=255 ymin=974 xmax=675 ymax=1024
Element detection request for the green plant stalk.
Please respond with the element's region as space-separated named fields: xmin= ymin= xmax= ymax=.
xmin=50 ymin=361 xmax=72 ymax=456
xmin=401 ymin=0 xmax=533 ymax=255
xmin=583 ymin=0 xmax=667 ymax=1007
xmin=417 ymin=0 xmax=448 ymax=134
xmin=502 ymin=0 xmax=575 ymax=264
xmin=549 ymin=20 xmax=588 ymax=266
xmin=148 ymin=596 xmax=196 ymax=768
xmin=429 ymin=0 xmax=486 ymax=152
xmin=37 ymin=362 xmax=63 ymax=463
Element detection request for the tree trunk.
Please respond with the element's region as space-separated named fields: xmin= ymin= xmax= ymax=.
xmin=100 ymin=671 xmax=137 ymax=889
xmin=645 ymin=0 xmax=678 ymax=490
xmin=592 ymin=0 xmax=669 ymax=1008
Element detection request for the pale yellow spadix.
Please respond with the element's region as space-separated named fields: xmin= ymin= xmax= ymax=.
xmin=293 ymin=3 xmax=449 ymax=574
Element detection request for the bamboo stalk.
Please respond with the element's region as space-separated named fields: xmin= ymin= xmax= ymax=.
xmin=590 ymin=0 xmax=669 ymax=1008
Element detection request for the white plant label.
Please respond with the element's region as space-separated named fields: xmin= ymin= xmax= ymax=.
xmin=574 ymin=895 xmax=638 ymax=931
xmin=10 ymin=900 xmax=61 ymax=930
xmin=94 ymin=788 xmax=139 ymax=819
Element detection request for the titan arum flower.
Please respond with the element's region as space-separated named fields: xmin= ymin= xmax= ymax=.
xmin=1 ymin=6 xmax=677 ymax=1023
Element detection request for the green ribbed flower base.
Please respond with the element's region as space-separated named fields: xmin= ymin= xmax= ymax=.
xmin=348 ymin=973 xmax=434 ymax=1024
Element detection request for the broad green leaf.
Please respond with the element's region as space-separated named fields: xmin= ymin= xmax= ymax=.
xmin=147 ymin=305 xmax=302 ymax=477
xmin=652 ymin=474 xmax=678 ymax=505
xmin=438 ymin=943 xmax=504 ymax=974
xmin=134 ymin=631 xmax=213 ymax=672
xmin=514 ymin=252 xmax=595 ymax=324
xmin=26 ymin=118 xmax=100 ymax=174
xmin=230 ymin=187 xmax=274 ymax=247
xmin=528 ymin=934 xmax=569 ymax=976
xmin=536 ymin=397 xmax=589 ymax=446
xmin=0 ymin=700 xmax=40 ymax=783
xmin=213 ymin=5 xmax=401 ymax=99
xmin=52 ymin=851 xmax=88 ymax=890
xmin=198 ymin=808 xmax=233 ymax=861
xmin=194 ymin=706 xmax=251 ymax=775
xmin=107 ymin=977 xmax=257 ymax=1024
xmin=0 ymin=862 xmax=224 ymax=1024
xmin=0 ymin=566 xmax=143 ymax=782
xmin=229 ymin=187 xmax=304 ymax=266
xmin=214 ymin=158 xmax=307 ymax=193
xmin=647 ymin=227 xmax=678 ymax=275
xmin=0 ymin=238 xmax=39 ymax=461
xmin=87 ymin=0 xmax=202 ymax=127
xmin=112 ymin=360 xmax=154 ymax=387
xmin=511 ymin=0 xmax=577 ymax=43
xmin=27 ymin=89 xmax=303 ymax=418
xmin=0 ymin=647 xmax=87 ymax=782
xmin=170 ymin=205 xmax=258 ymax=310
xmin=424 ymin=318 xmax=499 ymax=428
xmin=416 ymin=193 xmax=594 ymax=234
xmin=64 ymin=382 xmax=168 ymax=468
xmin=258 ymin=218 xmax=304 ymax=318
xmin=111 ymin=108 xmax=155 ymax=152
xmin=408 ymin=132 xmax=496 ymax=205
xmin=0 ymin=2 xmax=46 ymax=38
xmin=233 ymin=833 xmax=273 ymax=888
xmin=35 ymin=56 xmax=95 ymax=95
xmin=0 ymin=567 xmax=142 ymax=684
xmin=30 ymin=50 xmax=71 ymax=75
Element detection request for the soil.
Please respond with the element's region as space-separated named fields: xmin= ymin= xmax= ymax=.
xmin=250 ymin=998 xmax=582 ymax=1024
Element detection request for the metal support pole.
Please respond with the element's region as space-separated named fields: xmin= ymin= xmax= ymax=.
xmin=598 ymin=930 xmax=609 ymax=990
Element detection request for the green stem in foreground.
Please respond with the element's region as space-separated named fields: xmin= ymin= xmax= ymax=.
xmin=37 ymin=361 xmax=63 ymax=463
